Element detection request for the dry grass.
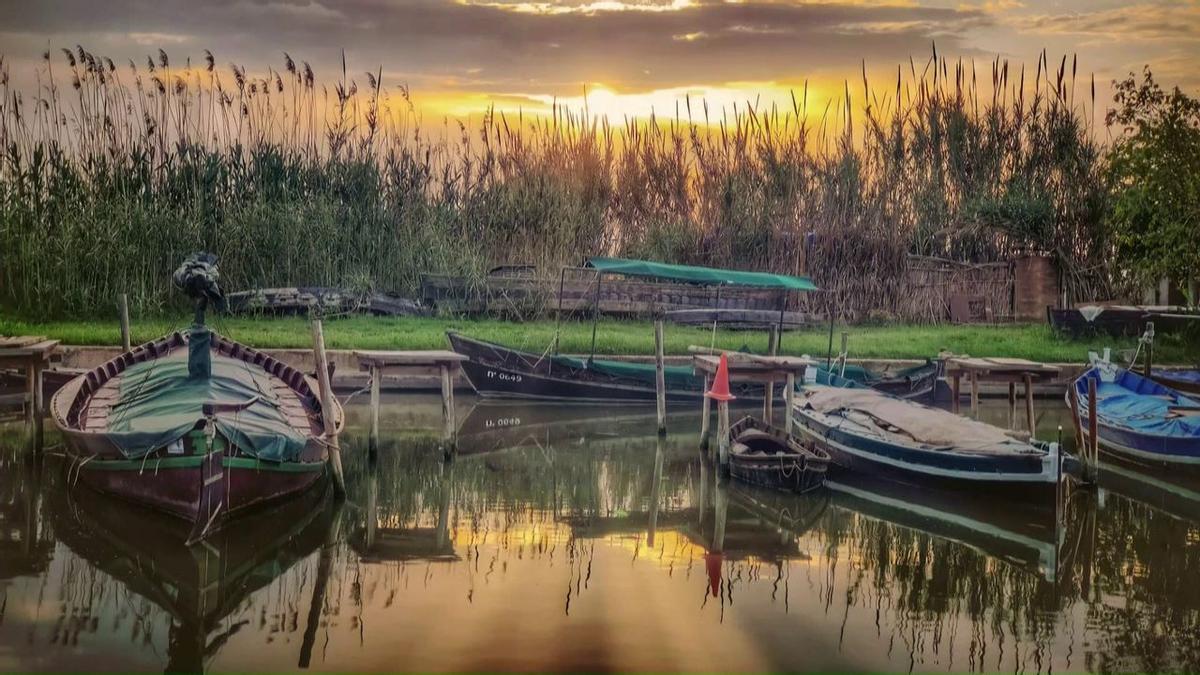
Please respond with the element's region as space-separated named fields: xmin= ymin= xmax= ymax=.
xmin=0 ymin=46 xmax=1112 ymax=319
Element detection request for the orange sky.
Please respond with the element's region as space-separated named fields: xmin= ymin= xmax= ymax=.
xmin=2 ymin=0 xmax=1197 ymax=126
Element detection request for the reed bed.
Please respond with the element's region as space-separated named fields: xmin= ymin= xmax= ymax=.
xmin=0 ymin=46 xmax=1113 ymax=319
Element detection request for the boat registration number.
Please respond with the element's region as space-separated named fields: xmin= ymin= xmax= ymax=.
xmin=486 ymin=370 xmax=523 ymax=383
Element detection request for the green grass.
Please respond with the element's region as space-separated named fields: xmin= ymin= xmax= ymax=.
xmin=2 ymin=315 xmax=1195 ymax=363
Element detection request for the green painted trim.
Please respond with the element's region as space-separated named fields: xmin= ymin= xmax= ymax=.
xmin=81 ymin=454 xmax=326 ymax=474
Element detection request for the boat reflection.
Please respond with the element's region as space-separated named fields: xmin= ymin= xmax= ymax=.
xmin=50 ymin=480 xmax=338 ymax=672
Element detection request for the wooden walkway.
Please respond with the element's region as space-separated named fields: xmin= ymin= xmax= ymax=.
xmin=355 ymin=350 xmax=467 ymax=453
xmin=0 ymin=336 xmax=61 ymax=441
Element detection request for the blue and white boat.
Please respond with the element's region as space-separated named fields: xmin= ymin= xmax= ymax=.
xmin=1070 ymin=357 xmax=1200 ymax=467
xmin=792 ymin=383 xmax=1075 ymax=492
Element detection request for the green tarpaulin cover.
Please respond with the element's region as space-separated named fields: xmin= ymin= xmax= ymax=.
xmin=587 ymin=256 xmax=818 ymax=291
xmin=106 ymin=352 xmax=307 ymax=462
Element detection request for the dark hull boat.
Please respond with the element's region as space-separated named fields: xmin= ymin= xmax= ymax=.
xmin=449 ymin=331 xmax=736 ymax=403
xmin=51 ymin=328 xmax=342 ymax=535
xmin=1048 ymin=304 xmax=1200 ymax=338
xmin=793 ymin=385 xmax=1075 ymax=493
xmin=1070 ymin=364 xmax=1200 ymax=468
xmin=815 ymin=360 xmax=940 ymax=401
xmin=728 ymin=416 xmax=829 ymax=494
xmin=1151 ymin=369 xmax=1200 ymax=396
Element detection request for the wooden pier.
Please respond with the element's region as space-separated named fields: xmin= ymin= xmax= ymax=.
xmin=944 ymin=356 xmax=1060 ymax=435
xmin=0 ymin=336 xmax=61 ymax=443
xmin=355 ymin=350 xmax=467 ymax=454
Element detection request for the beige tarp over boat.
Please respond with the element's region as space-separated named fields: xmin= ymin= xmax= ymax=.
xmin=800 ymin=386 xmax=1036 ymax=455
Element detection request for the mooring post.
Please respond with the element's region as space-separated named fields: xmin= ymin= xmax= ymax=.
xmin=784 ymin=371 xmax=796 ymax=437
xmin=440 ymin=363 xmax=457 ymax=457
xmin=1008 ymin=382 xmax=1017 ymax=428
xmin=311 ymin=319 xmax=346 ymax=497
xmin=1143 ymin=321 xmax=1155 ymax=377
xmin=763 ymin=326 xmax=779 ymax=425
xmin=1087 ymin=376 xmax=1099 ymax=482
xmin=838 ymin=332 xmax=848 ymax=376
xmin=699 ymin=374 xmax=712 ymax=451
xmin=647 ymin=435 xmax=665 ymax=547
xmin=654 ymin=319 xmax=667 ymax=436
xmin=1024 ymin=373 xmax=1036 ymax=438
xmin=368 ymin=364 xmax=381 ymax=457
xmin=951 ymin=372 xmax=962 ymax=414
xmin=717 ymin=399 xmax=731 ymax=468
xmin=713 ymin=480 xmax=728 ymax=553
xmin=119 ymin=293 xmax=132 ymax=352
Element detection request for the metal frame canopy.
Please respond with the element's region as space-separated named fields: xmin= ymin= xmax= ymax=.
xmin=586 ymin=256 xmax=818 ymax=291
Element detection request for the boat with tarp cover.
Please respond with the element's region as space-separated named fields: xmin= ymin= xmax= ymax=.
xmin=450 ymin=256 xmax=820 ymax=403
xmin=792 ymin=384 xmax=1077 ymax=492
xmin=50 ymin=254 xmax=342 ymax=538
xmin=1070 ymin=359 xmax=1200 ymax=467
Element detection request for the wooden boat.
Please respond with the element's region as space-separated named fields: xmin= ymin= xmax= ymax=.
xmin=1070 ymin=362 xmax=1200 ymax=467
xmin=1048 ymin=304 xmax=1200 ymax=338
xmin=50 ymin=254 xmax=341 ymax=537
xmin=1151 ymin=368 xmax=1200 ymax=396
xmin=793 ymin=385 xmax=1076 ymax=492
xmin=728 ymin=416 xmax=829 ymax=494
xmin=449 ymin=331 xmax=719 ymax=403
xmin=815 ymin=359 xmax=940 ymax=401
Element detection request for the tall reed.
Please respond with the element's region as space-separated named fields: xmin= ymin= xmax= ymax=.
xmin=0 ymin=46 xmax=1112 ymax=319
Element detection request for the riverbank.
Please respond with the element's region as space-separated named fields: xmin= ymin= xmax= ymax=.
xmin=2 ymin=316 xmax=1195 ymax=363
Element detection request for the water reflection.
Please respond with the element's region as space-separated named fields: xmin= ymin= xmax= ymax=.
xmin=0 ymin=397 xmax=1198 ymax=671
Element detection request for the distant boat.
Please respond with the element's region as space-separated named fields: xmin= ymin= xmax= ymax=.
xmin=815 ymin=360 xmax=940 ymax=401
xmin=728 ymin=416 xmax=829 ymax=494
xmin=50 ymin=254 xmax=341 ymax=537
xmin=1150 ymin=368 xmax=1200 ymax=396
xmin=1048 ymin=304 xmax=1200 ymax=338
xmin=1070 ymin=362 xmax=1200 ymax=467
xmin=793 ymin=384 xmax=1075 ymax=492
xmin=448 ymin=331 xmax=717 ymax=403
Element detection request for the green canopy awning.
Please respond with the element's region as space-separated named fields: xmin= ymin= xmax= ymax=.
xmin=586 ymin=256 xmax=818 ymax=291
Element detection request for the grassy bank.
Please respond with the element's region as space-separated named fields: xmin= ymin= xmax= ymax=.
xmin=2 ymin=316 xmax=1194 ymax=363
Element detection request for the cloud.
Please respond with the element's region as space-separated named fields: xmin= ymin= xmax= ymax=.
xmin=1012 ymin=3 xmax=1200 ymax=41
xmin=0 ymin=0 xmax=992 ymax=96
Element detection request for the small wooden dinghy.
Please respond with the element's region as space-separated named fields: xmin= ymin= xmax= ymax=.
xmin=50 ymin=254 xmax=341 ymax=538
xmin=728 ymin=416 xmax=830 ymax=494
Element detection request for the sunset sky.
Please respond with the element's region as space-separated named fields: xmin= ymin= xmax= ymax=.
xmin=2 ymin=0 xmax=1197 ymax=122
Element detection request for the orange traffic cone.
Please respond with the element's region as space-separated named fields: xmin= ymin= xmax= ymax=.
xmin=705 ymin=352 xmax=736 ymax=401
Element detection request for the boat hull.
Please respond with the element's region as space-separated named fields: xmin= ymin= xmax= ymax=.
xmin=728 ymin=417 xmax=829 ymax=494
xmin=75 ymin=452 xmax=327 ymax=523
xmin=459 ymin=356 xmax=704 ymax=404
xmin=1070 ymin=367 xmax=1200 ymax=468
xmin=793 ymin=408 xmax=1061 ymax=493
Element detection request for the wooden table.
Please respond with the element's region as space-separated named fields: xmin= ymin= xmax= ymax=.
xmin=944 ymin=357 xmax=1060 ymax=434
xmin=0 ymin=336 xmax=61 ymax=443
xmin=355 ymin=350 xmax=468 ymax=453
xmin=692 ymin=353 xmax=813 ymax=463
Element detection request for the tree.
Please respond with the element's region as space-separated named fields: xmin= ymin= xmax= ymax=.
xmin=1105 ymin=68 xmax=1200 ymax=303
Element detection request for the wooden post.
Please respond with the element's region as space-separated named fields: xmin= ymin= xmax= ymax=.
xmin=969 ymin=371 xmax=980 ymax=417
xmin=311 ymin=320 xmax=345 ymax=497
xmin=1143 ymin=321 xmax=1155 ymax=377
xmin=1087 ymin=376 xmax=1099 ymax=476
xmin=1024 ymin=373 xmax=1035 ymax=438
xmin=763 ymin=326 xmax=779 ymax=425
xmin=31 ymin=363 xmax=43 ymax=446
xmin=784 ymin=372 xmax=796 ymax=437
xmin=440 ymin=363 xmax=457 ymax=456
xmin=647 ymin=436 xmax=665 ymax=547
xmin=699 ymin=375 xmax=712 ymax=450
xmin=368 ymin=364 xmax=381 ymax=456
xmin=1008 ymin=381 xmax=1017 ymax=429
xmin=951 ymin=373 xmax=961 ymax=414
xmin=1068 ymin=382 xmax=1085 ymax=464
xmin=119 ymin=293 xmax=132 ymax=352
xmin=654 ymin=320 xmax=667 ymax=436
xmin=24 ymin=362 xmax=35 ymax=438
xmin=839 ymin=332 xmax=848 ymax=376
xmin=717 ymin=400 xmax=731 ymax=468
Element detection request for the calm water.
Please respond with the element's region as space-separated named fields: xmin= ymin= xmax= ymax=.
xmin=2 ymin=395 xmax=1199 ymax=672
